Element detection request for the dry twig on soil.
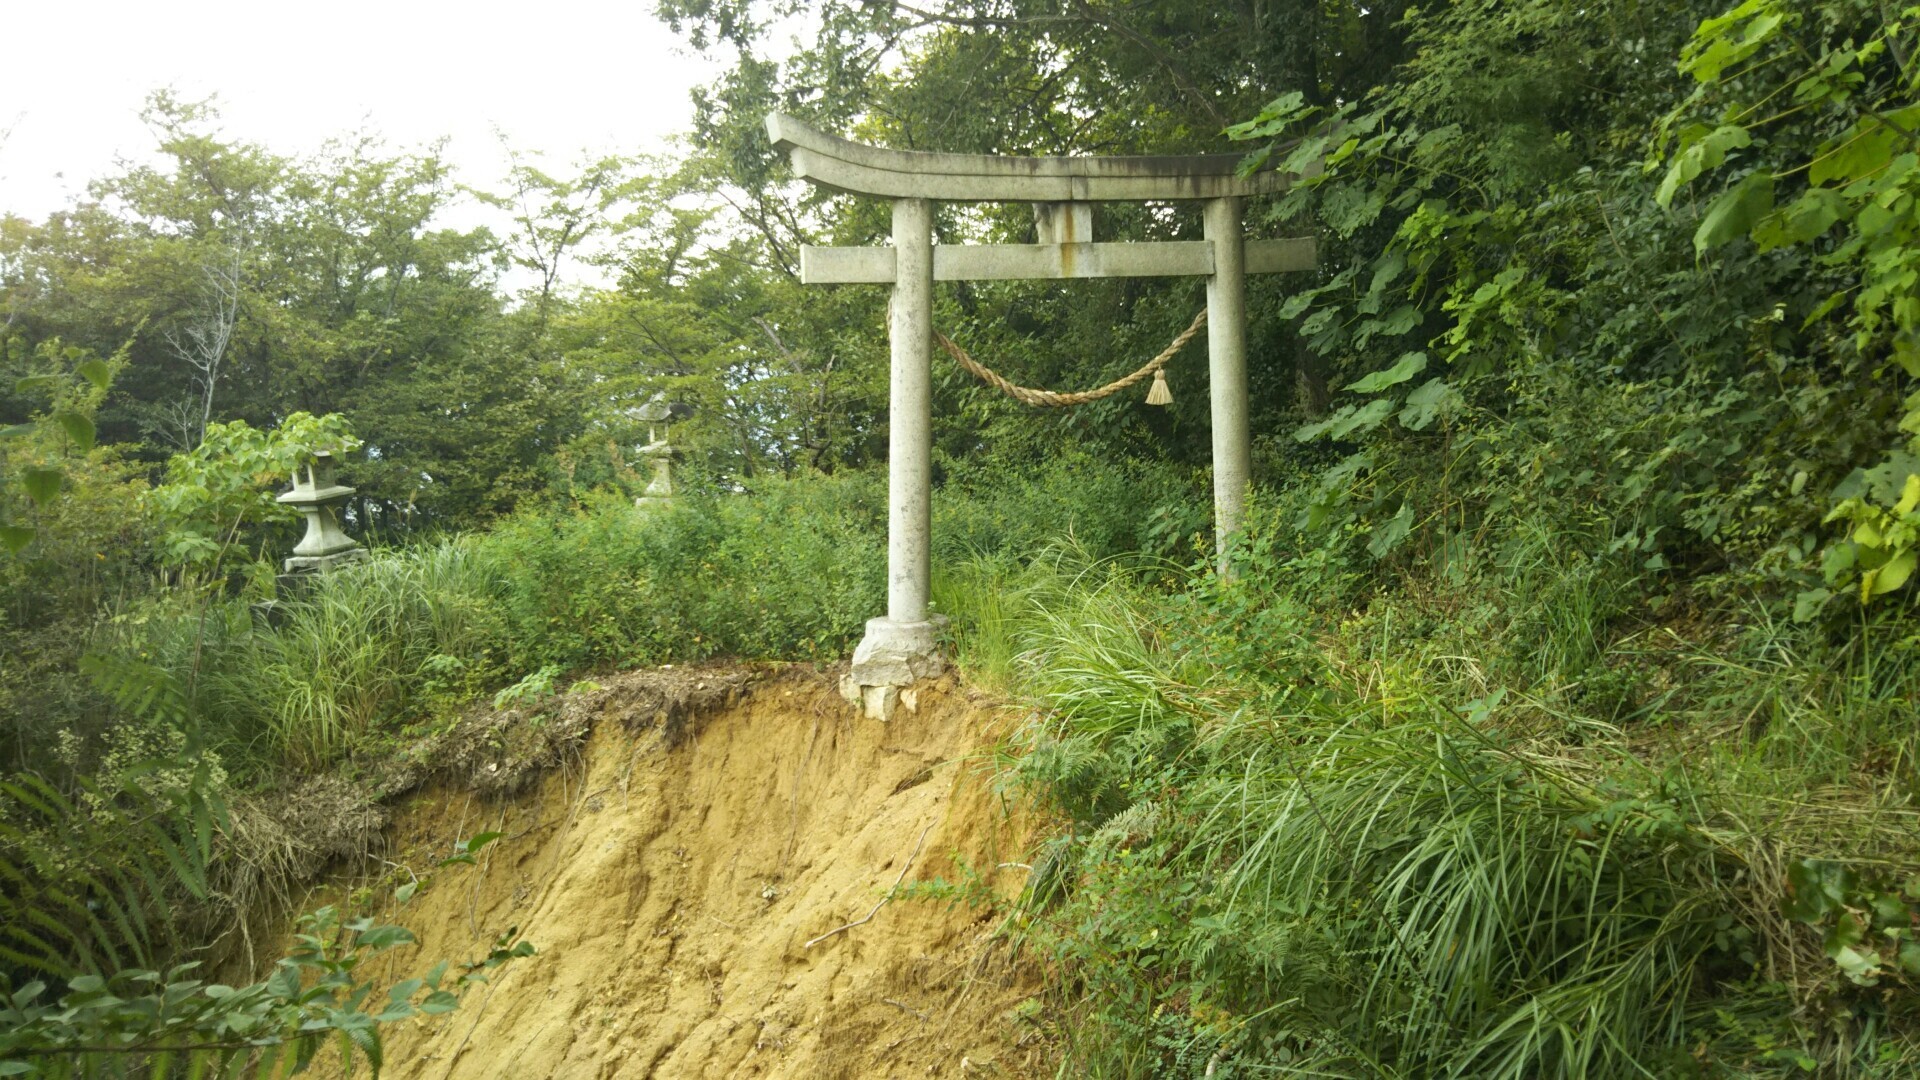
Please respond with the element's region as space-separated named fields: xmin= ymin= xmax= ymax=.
xmin=804 ymin=823 xmax=934 ymax=949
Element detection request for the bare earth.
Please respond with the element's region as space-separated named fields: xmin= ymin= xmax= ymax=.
xmin=304 ymin=666 xmax=1045 ymax=1079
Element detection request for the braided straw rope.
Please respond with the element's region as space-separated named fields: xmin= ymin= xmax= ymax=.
xmin=935 ymin=309 xmax=1208 ymax=408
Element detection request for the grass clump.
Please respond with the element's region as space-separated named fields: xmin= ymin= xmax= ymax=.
xmin=978 ymin=528 xmax=1920 ymax=1078
xmin=90 ymin=461 xmax=1195 ymax=776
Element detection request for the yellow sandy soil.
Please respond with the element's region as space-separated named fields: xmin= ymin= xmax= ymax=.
xmin=308 ymin=666 xmax=1046 ymax=1079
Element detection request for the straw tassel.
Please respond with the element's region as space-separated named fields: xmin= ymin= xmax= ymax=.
xmin=1145 ymin=366 xmax=1172 ymax=406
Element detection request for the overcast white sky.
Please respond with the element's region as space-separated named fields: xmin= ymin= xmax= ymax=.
xmin=0 ymin=0 xmax=722 ymax=270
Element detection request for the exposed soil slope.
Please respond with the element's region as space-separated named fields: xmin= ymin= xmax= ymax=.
xmin=315 ymin=665 xmax=1043 ymax=1079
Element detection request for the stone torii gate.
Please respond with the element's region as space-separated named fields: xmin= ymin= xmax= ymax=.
xmin=765 ymin=114 xmax=1317 ymax=718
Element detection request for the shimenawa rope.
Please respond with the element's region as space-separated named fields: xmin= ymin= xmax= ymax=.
xmin=935 ymin=308 xmax=1206 ymax=408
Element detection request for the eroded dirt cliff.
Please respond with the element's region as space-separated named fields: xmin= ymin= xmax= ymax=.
xmin=301 ymin=665 xmax=1044 ymax=1079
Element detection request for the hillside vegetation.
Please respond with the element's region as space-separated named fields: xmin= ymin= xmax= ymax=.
xmin=4 ymin=0 xmax=1920 ymax=1076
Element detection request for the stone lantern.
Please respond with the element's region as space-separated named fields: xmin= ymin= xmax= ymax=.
xmin=276 ymin=452 xmax=368 ymax=574
xmin=633 ymin=392 xmax=682 ymax=512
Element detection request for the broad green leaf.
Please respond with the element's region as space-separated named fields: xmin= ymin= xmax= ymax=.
xmin=1821 ymin=541 xmax=1857 ymax=582
xmin=1868 ymin=548 xmax=1916 ymax=595
xmin=13 ymin=374 xmax=62 ymax=395
xmin=0 ymin=424 xmax=34 ymax=439
xmin=1785 ymin=859 xmax=1849 ymax=922
xmin=354 ymin=924 xmax=417 ymax=950
xmin=1235 ymin=144 xmax=1273 ymax=174
xmin=1695 ymin=171 xmax=1775 ymax=253
xmin=1329 ymin=399 xmax=1395 ymax=440
xmin=1355 ymin=305 xmax=1420 ymax=346
xmin=1831 ymin=943 xmax=1882 ymax=983
xmin=1657 ymin=124 xmax=1751 ymax=207
xmin=1223 ymin=91 xmax=1307 ymax=141
xmin=1868 ymin=892 xmax=1907 ymax=927
xmin=1414 ymin=124 xmax=1461 ymax=155
xmin=1345 ymin=352 xmax=1427 ymax=393
xmin=1294 ymin=416 xmax=1339 ymax=452
xmin=1365 ymin=250 xmax=1408 ymax=305
xmin=1322 ymin=183 xmax=1385 ymax=236
xmin=1752 ymin=188 xmax=1846 ymax=250
xmin=1680 ymin=0 xmax=1782 ymax=83
xmin=1280 ymin=134 xmax=1332 ymax=176
xmin=1862 ymin=453 xmax=1920 ymax=504
xmin=22 ymin=467 xmax=64 ymax=507
xmin=1812 ymin=122 xmax=1902 ymax=186
xmin=1895 ymin=473 xmax=1920 ymax=515
xmin=1792 ymin=588 xmax=1832 ymax=622
xmin=1399 ymin=378 xmax=1462 ymax=431
xmin=1367 ymin=502 xmax=1416 ymax=558
xmin=1802 ymin=290 xmax=1849 ymax=329
xmin=266 ymin=962 xmax=301 ymax=1000
xmin=462 ymin=831 xmax=503 ymax=854
xmin=75 ymin=358 xmax=112 ymax=389
xmin=54 ymin=411 xmax=96 ymax=451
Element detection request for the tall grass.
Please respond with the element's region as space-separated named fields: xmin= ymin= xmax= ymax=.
xmin=100 ymin=464 xmax=1194 ymax=775
xmin=202 ymin=544 xmax=502 ymax=768
xmin=992 ymin=545 xmax=1920 ymax=1077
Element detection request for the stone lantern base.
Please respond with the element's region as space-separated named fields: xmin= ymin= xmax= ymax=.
xmin=284 ymin=546 xmax=371 ymax=575
xmin=634 ymin=441 xmax=677 ymax=513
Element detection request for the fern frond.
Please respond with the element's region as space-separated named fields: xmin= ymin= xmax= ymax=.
xmin=0 ymin=762 xmax=223 ymax=975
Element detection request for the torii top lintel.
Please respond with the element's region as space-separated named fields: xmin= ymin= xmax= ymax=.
xmin=765 ymin=113 xmax=1310 ymax=203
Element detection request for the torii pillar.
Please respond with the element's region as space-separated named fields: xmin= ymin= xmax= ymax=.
xmin=766 ymin=114 xmax=1317 ymax=718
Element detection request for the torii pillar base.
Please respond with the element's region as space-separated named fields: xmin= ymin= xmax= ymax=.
xmin=840 ymin=615 xmax=948 ymax=721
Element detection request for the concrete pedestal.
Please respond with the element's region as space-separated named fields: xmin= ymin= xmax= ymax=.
xmin=840 ymin=615 xmax=949 ymax=720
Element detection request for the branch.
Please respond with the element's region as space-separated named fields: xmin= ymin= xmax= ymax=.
xmin=750 ymin=316 xmax=809 ymax=377
xmin=1068 ymin=0 xmax=1228 ymax=130
xmin=29 ymin=1040 xmax=260 ymax=1056
xmin=882 ymin=1 xmax=1076 ymax=30
xmin=711 ymin=188 xmax=801 ymax=280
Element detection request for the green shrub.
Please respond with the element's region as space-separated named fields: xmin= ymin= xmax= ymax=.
xmin=993 ymin=537 xmax=1920 ymax=1076
xmin=90 ymin=456 xmax=1196 ymax=775
xmin=99 ymin=473 xmax=886 ymax=772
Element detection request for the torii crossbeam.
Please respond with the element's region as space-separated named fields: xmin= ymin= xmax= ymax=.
xmin=765 ymin=114 xmax=1319 ymax=718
